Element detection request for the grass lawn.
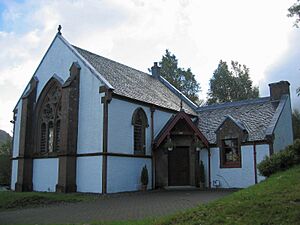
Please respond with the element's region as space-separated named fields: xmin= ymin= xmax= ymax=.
xmin=0 ymin=191 xmax=95 ymax=210
xmin=90 ymin=165 xmax=300 ymax=225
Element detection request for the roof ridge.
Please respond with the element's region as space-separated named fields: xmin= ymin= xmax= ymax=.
xmin=197 ymin=97 xmax=271 ymax=112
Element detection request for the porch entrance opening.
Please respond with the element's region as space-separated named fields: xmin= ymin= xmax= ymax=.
xmin=168 ymin=147 xmax=190 ymax=186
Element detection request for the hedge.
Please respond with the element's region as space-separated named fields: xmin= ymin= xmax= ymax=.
xmin=257 ymin=139 xmax=300 ymax=177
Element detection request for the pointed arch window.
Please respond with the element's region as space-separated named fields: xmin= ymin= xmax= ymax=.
xmin=37 ymin=81 xmax=62 ymax=153
xmin=132 ymin=108 xmax=149 ymax=155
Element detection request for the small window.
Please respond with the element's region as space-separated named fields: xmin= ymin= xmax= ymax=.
xmin=220 ymin=138 xmax=241 ymax=168
xmin=132 ymin=108 xmax=148 ymax=155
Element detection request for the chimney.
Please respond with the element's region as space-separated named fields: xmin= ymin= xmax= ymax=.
xmin=151 ymin=62 xmax=160 ymax=79
xmin=269 ymin=80 xmax=290 ymax=101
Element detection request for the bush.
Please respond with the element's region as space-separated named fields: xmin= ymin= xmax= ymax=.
xmin=140 ymin=165 xmax=148 ymax=186
xmin=199 ymin=160 xmax=205 ymax=183
xmin=0 ymin=140 xmax=11 ymax=186
xmin=293 ymin=139 xmax=300 ymax=162
xmin=258 ymin=139 xmax=300 ymax=177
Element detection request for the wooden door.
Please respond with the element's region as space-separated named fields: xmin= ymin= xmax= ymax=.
xmin=168 ymin=147 xmax=190 ymax=186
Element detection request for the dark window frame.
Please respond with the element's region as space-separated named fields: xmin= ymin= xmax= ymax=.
xmin=220 ymin=138 xmax=241 ymax=168
xmin=36 ymin=80 xmax=62 ymax=154
xmin=132 ymin=108 xmax=148 ymax=155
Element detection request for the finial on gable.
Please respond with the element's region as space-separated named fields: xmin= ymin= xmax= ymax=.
xmin=57 ymin=25 xmax=62 ymax=35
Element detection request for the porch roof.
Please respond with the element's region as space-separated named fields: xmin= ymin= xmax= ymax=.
xmin=154 ymin=111 xmax=209 ymax=149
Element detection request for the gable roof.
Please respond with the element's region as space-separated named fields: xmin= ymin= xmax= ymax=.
xmin=197 ymin=97 xmax=286 ymax=144
xmin=14 ymin=33 xmax=197 ymax=116
xmin=154 ymin=111 xmax=209 ymax=148
xmin=73 ymin=46 xmax=197 ymax=115
xmin=215 ymin=115 xmax=248 ymax=133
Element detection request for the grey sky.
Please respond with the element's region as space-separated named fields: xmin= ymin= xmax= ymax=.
xmin=0 ymin=0 xmax=299 ymax=134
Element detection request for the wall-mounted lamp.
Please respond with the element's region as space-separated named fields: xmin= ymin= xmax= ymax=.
xmin=164 ymin=137 xmax=174 ymax=151
xmin=194 ymin=137 xmax=203 ymax=151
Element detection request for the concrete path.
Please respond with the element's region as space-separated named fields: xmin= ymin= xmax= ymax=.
xmin=0 ymin=189 xmax=234 ymax=225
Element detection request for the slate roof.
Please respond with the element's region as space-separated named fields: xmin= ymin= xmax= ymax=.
xmin=197 ymin=97 xmax=281 ymax=144
xmin=73 ymin=46 xmax=196 ymax=115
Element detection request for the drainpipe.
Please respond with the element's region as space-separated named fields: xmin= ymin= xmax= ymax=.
xmin=99 ymin=86 xmax=112 ymax=194
xmin=208 ymin=148 xmax=211 ymax=188
xmin=266 ymin=134 xmax=274 ymax=156
xmin=150 ymin=106 xmax=155 ymax=189
xmin=10 ymin=110 xmax=17 ymax=188
xmin=253 ymin=142 xmax=258 ymax=184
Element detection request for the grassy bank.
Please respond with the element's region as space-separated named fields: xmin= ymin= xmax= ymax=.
xmin=158 ymin=165 xmax=300 ymax=225
xmin=0 ymin=191 xmax=95 ymax=210
xmin=91 ymin=165 xmax=300 ymax=225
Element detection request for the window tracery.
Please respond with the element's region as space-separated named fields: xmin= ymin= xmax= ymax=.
xmin=38 ymin=83 xmax=62 ymax=153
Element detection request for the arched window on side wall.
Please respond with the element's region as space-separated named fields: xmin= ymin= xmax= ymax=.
xmin=132 ymin=108 xmax=149 ymax=155
xmin=36 ymin=80 xmax=62 ymax=153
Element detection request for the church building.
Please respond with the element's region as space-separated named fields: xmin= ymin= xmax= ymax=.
xmin=10 ymin=29 xmax=293 ymax=193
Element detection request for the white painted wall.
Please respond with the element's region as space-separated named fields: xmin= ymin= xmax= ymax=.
xmin=76 ymin=156 xmax=102 ymax=193
xmin=210 ymin=146 xmax=255 ymax=188
xmin=107 ymin=156 xmax=152 ymax=193
xmin=32 ymin=158 xmax=59 ymax=192
xmin=108 ymin=98 xmax=151 ymax=154
xmin=273 ymin=97 xmax=293 ymax=153
xmin=153 ymin=110 xmax=173 ymax=138
xmin=256 ymin=144 xmax=270 ymax=182
xmin=30 ymin=36 xmax=104 ymax=154
xmin=108 ymin=98 xmax=173 ymax=155
xmin=200 ymin=144 xmax=270 ymax=188
xmin=10 ymin=160 xmax=18 ymax=190
xmin=12 ymin=101 xmax=22 ymax=158
xmin=76 ymin=75 xmax=103 ymax=154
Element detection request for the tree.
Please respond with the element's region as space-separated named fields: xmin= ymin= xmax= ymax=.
xmin=207 ymin=60 xmax=259 ymax=104
xmin=287 ymin=2 xmax=300 ymax=96
xmin=288 ymin=0 xmax=300 ymax=27
xmin=156 ymin=49 xmax=201 ymax=103
xmin=292 ymin=109 xmax=300 ymax=140
xmin=0 ymin=139 xmax=12 ymax=186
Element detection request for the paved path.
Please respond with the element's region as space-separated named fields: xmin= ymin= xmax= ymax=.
xmin=0 ymin=189 xmax=234 ymax=225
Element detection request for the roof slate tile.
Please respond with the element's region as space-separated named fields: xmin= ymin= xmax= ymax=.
xmin=74 ymin=46 xmax=196 ymax=115
xmin=197 ymin=97 xmax=279 ymax=143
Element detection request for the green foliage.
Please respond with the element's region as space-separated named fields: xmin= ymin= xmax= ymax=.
xmin=0 ymin=140 xmax=12 ymax=185
xmin=157 ymin=49 xmax=201 ymax=103
xmin=0 ymin=191 xmax=94 ymax=210
xmin=199 ymin=160 xmax=205 ymax=183
xmin=140 ymin=165 xmax=149 ymax=185
xmin=257 ymin=139 xmax=300 ymax=177
xmin=293 ymin=109 xmax=300 ymax=140
xmin=287 ymin=0 xmax=300 ymax=27
xmin=207 ymin=60 xmax=259 ymax=104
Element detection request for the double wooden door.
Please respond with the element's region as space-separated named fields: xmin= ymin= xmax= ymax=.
xmin=168 ymin=147 xmax=190 ymax=186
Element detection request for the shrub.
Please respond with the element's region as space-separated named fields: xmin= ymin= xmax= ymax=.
xmin=292 ymin=139 xmax=300 ymax=162
xmin=140 ymin=165 xmax=148 ymax=186
xmin=199 ymin=160 xmax=205 ymax=183
xmin=0 ymin=140 xmax=11 ymax=186
xmin=258 ymin=139 xmax=300 ymax=177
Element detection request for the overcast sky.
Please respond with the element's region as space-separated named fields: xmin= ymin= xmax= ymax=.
xmin=0 ymin=0 xmax=299 ymax=134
